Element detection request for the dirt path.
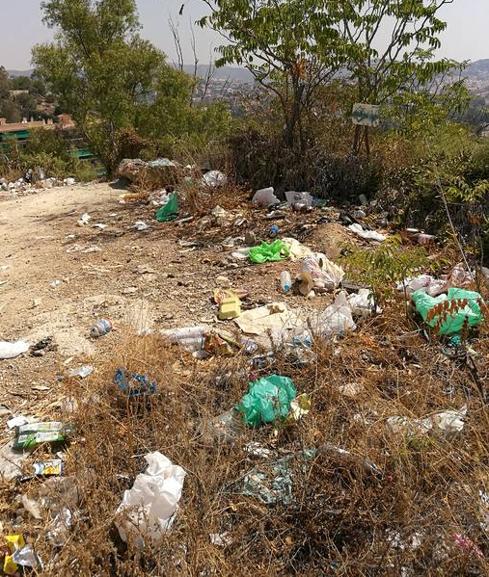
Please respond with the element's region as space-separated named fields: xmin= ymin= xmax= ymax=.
xmin=0 ymin=183 xmax=353 ymax=407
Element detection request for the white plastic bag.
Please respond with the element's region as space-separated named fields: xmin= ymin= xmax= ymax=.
xmin=397 ymin=275 xmax=447 ymax=297
xmin=301 ymin=253 xmax=344 ymax=290
xmin=252 ymin=187 xmax=279 ymax=208
xmin=203 ymin=170 xmax=227 ymax=188
xmin=348 ymin=223 xmax=386 ymax=242
xmin=348 ymin=289 xmax=382 ymax=316
xmin=315 ymin=292 xmax=356 ymax=337
xmin=0 ymin=340 xmax=29 ymax=359
xmin=116 ymin=452 xmax=186 ymax=548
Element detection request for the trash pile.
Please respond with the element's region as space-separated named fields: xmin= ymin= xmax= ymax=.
xmin=1 ymin=174 xmax=488 ymax=576
xmin=0 ymin=176 xmax=76 ymax=198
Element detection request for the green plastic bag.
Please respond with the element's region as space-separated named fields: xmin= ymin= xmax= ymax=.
xmin=236 ymin=374 xmax=297 ymax=427
xmin=155 ymin=192 xmax=179 ymax=222
xmin=249 ymin=240 xmax=290 ymax=264
xmin=412 ymin=288 xmax=483 ymax=336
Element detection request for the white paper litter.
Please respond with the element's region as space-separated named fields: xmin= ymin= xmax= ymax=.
xmin=0 ymin=340 xmax=29 ymax=359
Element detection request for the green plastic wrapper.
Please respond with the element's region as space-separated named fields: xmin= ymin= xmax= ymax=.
xmin=13 ymin=422 xmax=73 ymax=450
xmin=249 ymin=240 xmax=290 ymax=264
xmin=412 ymin=288 xmax=483 ymax=336
xmin=155 ymin=192 xmax=179 ymax=222
xmin=236 ymin=374 xmax=297 ymax=427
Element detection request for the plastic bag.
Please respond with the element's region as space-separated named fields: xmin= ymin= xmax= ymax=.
xmin=348 ymin=289 xmax=381 ymax=316
xmin=315 ymin=291 xmax=356 ymax=337
xmin=236 ymin=375 xmax=297 ymax=427
xmin=249 ymin=240 xmax=290 ymax=264
xmin=0 ymin=340 xmax=29 ymax=359
xmin=412 ymin=288 xmax=483 ymax=335
xmin=252 ymin=187 xmax=279 ymax=207
xmin=116 ymin=452 xmax=186 ymax=548
xmin=397 ymin=275 xmax=448 ymax=297
xmin=155 ymin=192 xmax=179 ymax=222
xmin=348 ymin=223 xmax=386 ymax=242
xmin=301 ymin=253 xmax=344 ymax=290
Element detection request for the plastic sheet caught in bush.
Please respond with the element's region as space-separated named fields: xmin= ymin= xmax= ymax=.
xmin=116 ymin=452 xmax=186 ymax=548
xmin=235 ymin=374 xmax=297 ymax=427
xmin=412 ymin=288 xmax=483 ymax=336
xmin=155 ymin=192 xmax=179 ymax=222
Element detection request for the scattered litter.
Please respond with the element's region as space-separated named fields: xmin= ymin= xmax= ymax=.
xmin=301 ymin=253 xmax=344 ymax=291
xmin=3 ymin=535 xmax=40 ymax=575
xmin=412 ymin=288 xmax=483 ymax=336
xmin=236 ymin=374 xmax=297 ymax=427
xmin=269 ymin=224 xmax=280 ymax=237
xmin=289 ymin=393 xmax=312 ymax=422
xmin=50 ymin=279 xmax=63 ymax=288
xmin=134 ymin=220 xmax=150 ymax=231
xmin=387 ymin=406 xmax=467 ymax=437
xmin=114 ymin=368 xmax=157 ymax=398
xmin=13 ymin=422 xmax=73 ymax=450
xmin=0 ymin=340 xmax=29 ymax=359
xmin=280 ymin=270 xmax=292 ymax=293
xmin=93 ymin=223 xmax=108 ymax=230
xmin=313 ymin=291 xmax=356 ymax=338
xmin=115 ymin=451 xmax=186 ymax=548
xmin=155 ymin=191 xmax=179 ymax=222
xmin=0 ymin=443 xmax=27 ymax=481
xmin=68 ymin=365 xmax=94 ymax=378
xmin=398 ymin=274 xmax=448 ymax=297
xmin=242 ymin=450 xmax=315 ymax=505
xmin=31 ymin=459 xmax=64 ymax=478
xmin=7 ymin=416 xmax=29 ymax=430
xmin=217 ymin=291 xmax=242 ymax=320
xmin=203 ymin=170 xmax=227 ymax=187
xmin=249 ymin=240 xmax=290 ymax=264
xmin=348 ymin=289 xmax=381 ymax=316
xmin=235 ymin=303 xmax=305 ymax=343
xmin=77 ymin=213 xmax=91 ymax=226
xmin=348 ymin=223 xmax=386 ymax=242
xmin=210 ymin=532 xmax=232 ymax=547
xmin=252 ymin=187 xmax=280 ymax=207
xmin=90 ymin=319 xmax=112 ymax=338
xmin=285 ymin=190 xmax=314 ymax=208
xmin=281 ymin=237 xmax=313 ymax=261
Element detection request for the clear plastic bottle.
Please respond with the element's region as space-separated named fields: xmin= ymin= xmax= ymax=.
xmin=280 ymin=271 xmax=292 ymax=292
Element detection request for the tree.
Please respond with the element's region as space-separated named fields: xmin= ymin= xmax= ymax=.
xmin=32 ymin=0 xmax=195 ymax=174
xmin=199 ymin=0 xmax=344 ymax=154
xmin=327 ymin=0 xmax=458 ymax=153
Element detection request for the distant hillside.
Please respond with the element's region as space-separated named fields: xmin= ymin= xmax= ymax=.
xmin=182 ymin=65 xmax=254 ymax=83
xmin=7 ymin=69 xmax=34 ymax=78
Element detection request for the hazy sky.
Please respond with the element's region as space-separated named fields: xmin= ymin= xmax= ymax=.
xmin=1 ymin=0 xmax=488 ymax=70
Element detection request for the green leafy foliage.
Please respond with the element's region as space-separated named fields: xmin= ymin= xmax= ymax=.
xmin=33 ymin=0 xmax=230 ymax=175
xmin=339 ymin=238 xmax=430 ymax=299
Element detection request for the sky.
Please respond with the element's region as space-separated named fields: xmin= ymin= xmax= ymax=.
xmin=1 ymin=0 xmax=488 ymax=70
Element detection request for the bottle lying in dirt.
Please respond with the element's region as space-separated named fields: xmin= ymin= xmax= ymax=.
xmin=13 ymin=422 xmax=74 ymax=450
xmin=280 ymin=271 xmax=292 ymax=293
xmin=90 ymin=319 xmax=112 ymax=338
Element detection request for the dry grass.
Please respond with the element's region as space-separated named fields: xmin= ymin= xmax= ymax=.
xmin=1 ymin=295 xmax=488 ymax=576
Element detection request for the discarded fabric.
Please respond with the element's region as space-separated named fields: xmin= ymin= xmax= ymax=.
xmin=236 ymin=374 xmax=297 ymax=427
xmin=116 ymin=451 xmax=186 ymax=548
